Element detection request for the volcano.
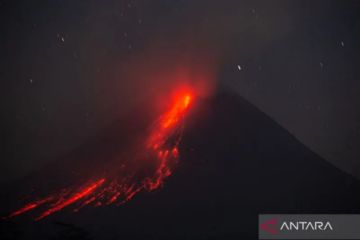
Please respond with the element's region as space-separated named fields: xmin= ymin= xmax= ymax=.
xmin=1 ymin=90 xmax=360 ymax=239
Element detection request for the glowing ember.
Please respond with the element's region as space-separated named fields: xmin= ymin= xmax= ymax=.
xmin=8 ymin=196 xmax=54 ymax=218
xmin=35 ymin=178 xmax=105 ymax=220
xmin=6 ymin=92 xmax=193 ymax=220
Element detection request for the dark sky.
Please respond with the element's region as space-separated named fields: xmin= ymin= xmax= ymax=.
xmin=1 ymin=0 xmax=360 ymax=183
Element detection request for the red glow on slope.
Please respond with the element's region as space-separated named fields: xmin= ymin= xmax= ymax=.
xmin=8 ymin=196 xmax=53 ymax=218
xmin=145 ymin=93 xmax=192 ymax=190
xmin=7 ymin=91 xmax=193 ymax=220
xmin=35 ymin=178 xmax=105 ymax=220
xmin=161 ymin=94 xmax=191 ymax=129
xmin=148 ymin=92 xmax=192 ymax=149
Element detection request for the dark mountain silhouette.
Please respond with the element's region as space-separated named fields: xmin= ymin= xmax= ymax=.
xmin=1 ymin=90 xmax=360 ymax=240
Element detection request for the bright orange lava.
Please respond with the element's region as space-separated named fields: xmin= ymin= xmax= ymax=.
xmin=35 ymin=178 xmax=105 ymax=220
xmin=161 ymin=94 xmax=191 ymax=129
xmin=7 ymin=92 xmax=193 ymax=220
xmin=145 ymin=93 xmax=191 ymax=190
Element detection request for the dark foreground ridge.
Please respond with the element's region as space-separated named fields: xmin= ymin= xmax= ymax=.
xmin=1 ymin=91 xmax=360 ymax=239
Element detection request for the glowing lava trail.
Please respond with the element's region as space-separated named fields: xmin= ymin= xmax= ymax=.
xmin=7 ymin=92 xmax=193 ymax=220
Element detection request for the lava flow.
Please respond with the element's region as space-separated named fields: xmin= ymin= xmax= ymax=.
xmin=6 ymin=91 xmax=193 ymax=220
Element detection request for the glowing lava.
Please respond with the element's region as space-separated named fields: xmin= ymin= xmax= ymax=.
xmin=6 ymin=92 xmax=193 ymax=220
xmin=35 ymin=178 xmax=105 ymax=220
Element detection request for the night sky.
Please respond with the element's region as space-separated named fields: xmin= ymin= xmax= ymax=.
xmin=1 ymin=0 xmax=360 ymax=188
xmin=2 ymin=1 xmax=360 ymax=239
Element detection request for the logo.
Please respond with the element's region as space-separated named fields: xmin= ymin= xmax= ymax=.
xmin=260 ymin=218 xmax=332 ymax=235
xmin=280 ymin=221 xmax=333 ymax=231
xmin=258 ymin=214 xmax=356 ymax=239
xmin=260 ymin=218 xmax=279 ymax=235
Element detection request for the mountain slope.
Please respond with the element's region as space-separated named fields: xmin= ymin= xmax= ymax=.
xmin=1 ymin=91 xmax=360 ymax=240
